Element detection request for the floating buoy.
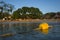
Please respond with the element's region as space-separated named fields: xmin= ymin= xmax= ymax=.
xmin=34 ymin=22 xmax=52 ymax=34
xmin=34 ymin=22 xmax=52 ymax=31
xmin=39 ymin=22 xmax=49 ymax=34
xmin=39 ymin=22 xmax=49 ymax=29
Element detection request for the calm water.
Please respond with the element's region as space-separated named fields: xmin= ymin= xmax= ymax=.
xmin=0 ymin=21 xmax=60 ymax=40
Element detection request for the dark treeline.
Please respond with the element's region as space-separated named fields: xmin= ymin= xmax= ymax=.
xmin=12 ymin=7 xmax=60 ymax=19
xmin=0 ymin=1 xmax=60 ymax=20
xmin=42 ymin=12 xmax=60 ymax=19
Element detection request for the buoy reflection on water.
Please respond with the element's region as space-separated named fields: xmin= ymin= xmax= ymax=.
xmin=40 ymin=29 xmax=48 ymax=34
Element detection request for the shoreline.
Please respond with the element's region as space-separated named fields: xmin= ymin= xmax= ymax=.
xmin=0 ymin=19 xmax=60 ymax=22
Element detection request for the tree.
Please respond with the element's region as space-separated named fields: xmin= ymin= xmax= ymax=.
xmin=29 ymin=7 xmax=42 ymax=19
xmin=0 ymin=1 xmax=14 ymax=19
xmin=43 ymin=12 xmax=56 ymax=19
xmin=12 ymin=7 xmax=43 ymax=19
xmin=12 ymin=11 xmax=20 ymax=19
xmin=0 ymin=12 xmax=2 ymax=19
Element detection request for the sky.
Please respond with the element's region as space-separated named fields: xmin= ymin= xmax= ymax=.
xmin=0 ymin=0 xmax=60 ymax=14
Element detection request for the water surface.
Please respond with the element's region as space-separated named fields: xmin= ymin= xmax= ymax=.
xmin=0 ymin=21 xmax=60 ymax=40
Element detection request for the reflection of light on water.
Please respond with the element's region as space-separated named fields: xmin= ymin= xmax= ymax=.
xmin=40 ymin=29 xmax=48 ymax=34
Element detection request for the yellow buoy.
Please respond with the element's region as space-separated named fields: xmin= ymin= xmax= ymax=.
xmin=39 ymin=22 xmax=49 ymax=34
xmin=34 ymin=22 xmax=52 ymax=34
xmin=39 ymin=22 xmax=49 ymax=29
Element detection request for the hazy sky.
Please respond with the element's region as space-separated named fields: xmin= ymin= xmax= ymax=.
xmin=0 ymin=0 xmax=60 ymax=14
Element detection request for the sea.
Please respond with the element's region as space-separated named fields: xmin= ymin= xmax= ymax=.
xmin=0 ymin=21 xmax=60 ymax=40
